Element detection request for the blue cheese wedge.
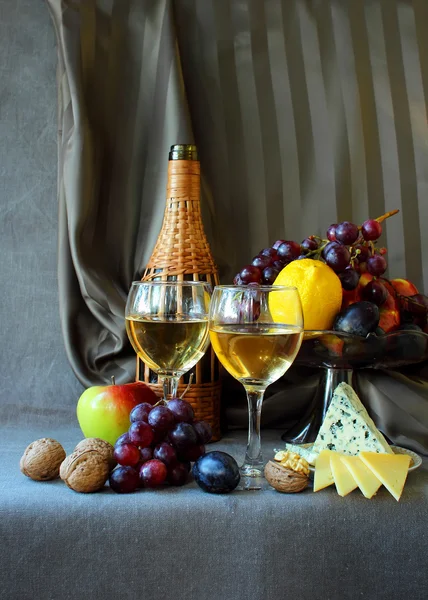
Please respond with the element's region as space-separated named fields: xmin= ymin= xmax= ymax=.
xmin=310 ymin=382 xmax=393 ymax=459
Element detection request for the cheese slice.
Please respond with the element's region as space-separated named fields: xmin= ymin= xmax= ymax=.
xmin=359 ymin=452 xmax=411 ymax=502
xmin=340 ymin=455 xmax=382 ymax=499
xmin=330 ymin=452 xmax=358 ymax=496
xmin=313 ymin=449 xmax=335 ymax=492
xmin=311 ymin=383 xmax=393 ymax=459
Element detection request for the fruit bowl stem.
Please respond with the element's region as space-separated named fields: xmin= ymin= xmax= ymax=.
xmin=281 ymin=367 xmax=355 ymax=444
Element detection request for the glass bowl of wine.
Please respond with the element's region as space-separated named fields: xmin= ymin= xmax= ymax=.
xmin=125 ymin=281 xmax=212 ymax=400
xmin=209 ymin=284 xmax=304 ymax=489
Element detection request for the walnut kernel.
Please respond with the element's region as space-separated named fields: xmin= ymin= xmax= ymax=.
xmin=274 ymin=450 xmax=310 ymax=476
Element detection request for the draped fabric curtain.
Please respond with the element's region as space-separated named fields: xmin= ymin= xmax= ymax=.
xmin=47 ymin=0 xmax=428 ymax=450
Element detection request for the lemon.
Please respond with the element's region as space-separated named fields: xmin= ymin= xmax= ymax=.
xmin=270 ymin=259 xmax=342 ymax=331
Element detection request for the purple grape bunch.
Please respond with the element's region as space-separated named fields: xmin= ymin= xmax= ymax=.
xmin=109 ymin=398 xmax=213 ymax=493
xmin=232 ymin=215 xmax=389 ymax=294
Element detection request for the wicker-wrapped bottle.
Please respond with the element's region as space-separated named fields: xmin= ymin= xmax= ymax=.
xmin=136 ymin=144 xmax=221 ymax=440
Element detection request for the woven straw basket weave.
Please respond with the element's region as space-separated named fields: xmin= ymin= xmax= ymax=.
xmin=136 ymin=145 xmax=222 ymax=440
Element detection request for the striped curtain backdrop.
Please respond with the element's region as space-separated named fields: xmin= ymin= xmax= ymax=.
xmin=47 ymin=0 xmax=428 ymax=386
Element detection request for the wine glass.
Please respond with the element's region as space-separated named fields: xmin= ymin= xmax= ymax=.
xmin=125 ymin=281 xmax=212 ymax=401
xmin=209 ymin=285 xmax=303 ymax=490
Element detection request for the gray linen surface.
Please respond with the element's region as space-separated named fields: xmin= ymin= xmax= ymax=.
xmin=2 ymin=427 xmax=428 ymax=600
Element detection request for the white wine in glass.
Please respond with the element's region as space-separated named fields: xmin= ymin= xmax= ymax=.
xmin=209 ymin=285 xmax=303 ymax=489
xmin=125 ymin=281 xmax=211 ymax=400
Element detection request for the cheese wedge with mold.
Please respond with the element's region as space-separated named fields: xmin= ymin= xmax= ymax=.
xmin=310 ymin=383 xmax=393 ymax=459
xmin=359 ymin=452 xmax=411 ymax=502
xmin=313 ymin=449 xmax=335 ymax=492
xmin=340 ymin=455 xmax=382 ymax=499
xmin=330 ymin=453 xmax=358 ymax=497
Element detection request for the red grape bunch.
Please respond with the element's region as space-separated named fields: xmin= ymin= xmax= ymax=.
xmin=233 ymin=211 xmax=396 ymax=301
xmin=109 ymin=399 xmax=212 ymax=493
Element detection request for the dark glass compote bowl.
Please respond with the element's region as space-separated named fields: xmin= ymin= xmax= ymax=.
xmin=282 ymin=328 xmax=428 ymax=444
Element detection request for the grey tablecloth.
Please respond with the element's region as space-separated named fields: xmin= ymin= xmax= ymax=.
xmin=1 ymin=427 xmax=427 ymax=600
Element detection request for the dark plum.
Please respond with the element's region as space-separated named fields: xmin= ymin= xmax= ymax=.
xmin=192 ymin=451 xmax=240 ymax=494
xmin=333 ymin=301 xmax=380 ymax=337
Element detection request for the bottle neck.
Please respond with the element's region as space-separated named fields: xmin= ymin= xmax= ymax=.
xmin=166 ymin=159 xmax=200 ymax=203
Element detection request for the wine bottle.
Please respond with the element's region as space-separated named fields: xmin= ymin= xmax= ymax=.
xmin=137 ymin=144 xmax=222 ymax=439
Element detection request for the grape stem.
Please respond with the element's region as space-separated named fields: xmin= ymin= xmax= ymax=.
xmin=374 ymin=209 xmax=399 ymax=225
xmin=180 ymin=373 xmax=194 ymax=399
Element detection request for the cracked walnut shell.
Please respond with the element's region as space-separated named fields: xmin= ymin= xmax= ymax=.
xmin=20 ymin=438 xmax=66 ymax=481
xmin=264 ymin=460 xmax=309 ymax=493
xmin=74 ymin=438 xmax=116 ymax=471
xmin=60 ymin=449 xmax=110 ymax=493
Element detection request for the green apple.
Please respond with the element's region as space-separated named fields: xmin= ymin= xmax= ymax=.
xmin=77 ymin=378 xmax=158 ymax=445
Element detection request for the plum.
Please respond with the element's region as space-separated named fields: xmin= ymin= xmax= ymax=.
xmin=192 ymin=451 xmax=240 ymax=494
xmin=333 ymin=301 xmax=380 ymax=337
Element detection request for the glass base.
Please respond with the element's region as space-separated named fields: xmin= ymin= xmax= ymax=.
xmin=236 ymin=466 xmax=267 ymax=491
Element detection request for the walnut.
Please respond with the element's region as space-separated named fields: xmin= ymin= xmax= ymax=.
xmin=60 ymin=449 xmax=110 ymax=493
xmin=20 ymin=438 xmax=66 ymax=481
xmin=74 ymin=438 xmax=116 ymax=471
xmin=264 ymin=460 xmax=309 ymax=493
xmin=274 ymin=450 xmax=310 ymax=476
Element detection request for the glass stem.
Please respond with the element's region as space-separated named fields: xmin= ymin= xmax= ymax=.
xmin=158 ymin=376 xmax=179 ymax=402
xmin=242 ymin=387 xmax=265 ymax=473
